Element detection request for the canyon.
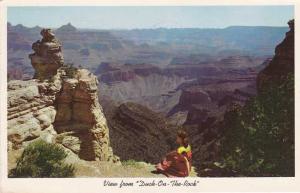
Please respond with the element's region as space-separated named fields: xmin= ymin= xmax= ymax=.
xmin=8 ymin=22 xmax=287 ymax=79
xmin=7 ymin=21 xmax=292 ymax=177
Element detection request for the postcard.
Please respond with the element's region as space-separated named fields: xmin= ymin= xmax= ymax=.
xmin=0 ymin=0 xmax=299 ymax=192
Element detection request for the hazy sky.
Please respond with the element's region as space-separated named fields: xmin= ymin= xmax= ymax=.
xmin=7 ymin=6 xmax=294 ymax=29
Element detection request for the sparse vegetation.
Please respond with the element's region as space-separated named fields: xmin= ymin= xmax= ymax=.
xmin=218 ymin=73 xmax=294 ymax=176
xmin=121 ymin=159 xmax=144 ymax=169
xmin=9 ymin=140 xmax=75 ymax=178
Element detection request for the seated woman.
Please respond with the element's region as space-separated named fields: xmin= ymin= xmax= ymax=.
xmin=154 ymin=130 xmax=192 ymax=177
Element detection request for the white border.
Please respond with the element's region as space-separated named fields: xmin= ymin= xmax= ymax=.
xmin=0 ymin=0 xmax=299 ymax=192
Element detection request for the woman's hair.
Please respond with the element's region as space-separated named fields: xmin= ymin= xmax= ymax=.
xmin=177 ymin=129 xmax=189 ymax=148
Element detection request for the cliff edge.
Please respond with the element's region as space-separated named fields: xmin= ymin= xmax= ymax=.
xmin=257 ymin=19 xmax=294 ymax=91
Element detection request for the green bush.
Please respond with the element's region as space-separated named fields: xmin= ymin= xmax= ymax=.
xmin=219 ymin=73 xmax=294 ymax=176
xmin=9 ymin=140 xmax=75 ymax=178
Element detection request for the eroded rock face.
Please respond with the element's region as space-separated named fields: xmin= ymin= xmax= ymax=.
xmin=257 ymin=19 xmax=294 ymax=91
xmin=100 ymin=99 xmax=178 ymax=163
xmin=29 ymin=29 xmax=64 ymax=80
xmin=8 ymin=68 xmax=116 ymax=162
xmin=179 ymin=86 xmax=212 ymax=107
xmin=54 ymin=69 xmax=114 ymax=161
xmin=8 ymin=29 xmax=117 ymax=163
xmin=8 ymin=75 xmax=61 ymax=150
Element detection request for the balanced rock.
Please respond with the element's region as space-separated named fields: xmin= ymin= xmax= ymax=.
xmin=8 ymin=29 xmax=118 ymax=165
xmin=29 ymin=29 xmax=64 ymax=80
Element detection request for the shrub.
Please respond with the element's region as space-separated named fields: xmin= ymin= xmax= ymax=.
xmin=9 ymin=140 xmax=75 ymax=178
xmin=219 ymin=73 xmax=294 ymax=176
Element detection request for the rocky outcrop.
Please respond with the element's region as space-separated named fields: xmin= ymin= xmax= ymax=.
xmin=257 ymin=19 xmax=294 ymax=91
xmin=8 ymin=29 xmax=117 ymax=164
xmin=99 ymin=68 xmax=136 ymax=83
xmin=98 ymin=63 xmax=186 ymax=113
xmin=8 ymin=68 xmax=116 ymax=162
xmin=100 ymin=99 xmax=178 ymax=164
xmin=7 ymin=79 xmax=59 ymax=150
xmin=29 ymin=29 xmax=64 ymax=80
xmin=179 ymin=86 xmax=212 ymax=107
xmin=54 ymin=69 xmax=115 ymax=161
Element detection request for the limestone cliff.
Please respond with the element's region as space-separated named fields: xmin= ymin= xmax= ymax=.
xmin=8 ymin=29 xmax=117 ymax=164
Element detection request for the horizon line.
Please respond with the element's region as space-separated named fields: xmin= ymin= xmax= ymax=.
xmin=7 ymin=22 xmax=290 ymax=31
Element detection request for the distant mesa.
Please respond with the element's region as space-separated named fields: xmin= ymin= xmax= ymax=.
xmin=32 ymin=25 xmax=42 ymax=31
xmin=56 ymin=22 xmax=77 ymax=32
xmin=7 ymin=22 xmax=42 ymax=33
xmin=10 ymin=24 xmax=30 ymax=33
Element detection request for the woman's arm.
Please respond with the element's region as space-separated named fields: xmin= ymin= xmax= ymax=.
xmin=184 ymin=156 xmax=190 ymax=175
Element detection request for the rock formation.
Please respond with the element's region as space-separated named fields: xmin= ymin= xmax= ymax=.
xmin=54 ymin=69 xmax=116 ymax=161
xmin=100 ymin=98 xmax=178 ymax=163
xmin=8 ymin=79 xmax=59 ymax=149
xmin=257 ymin=19 xmax=294 ymax=91
xmin=178 ymin=86 xmax=212 ymax=107
xmin=8 ymin=29 xmax=117 ymax=165
xmin=55 ymin=22 xmax=77 ymax=33
xmin=29 ymin=29 xmax=64 ymax=80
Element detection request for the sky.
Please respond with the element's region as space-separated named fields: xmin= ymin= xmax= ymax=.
xmin=7 ymin=6 xmax=294 ymax=29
